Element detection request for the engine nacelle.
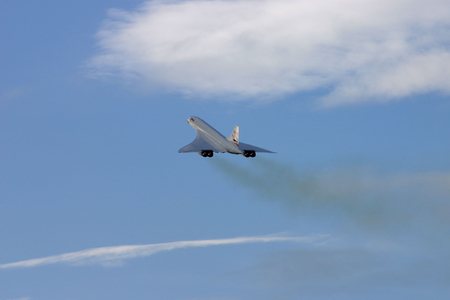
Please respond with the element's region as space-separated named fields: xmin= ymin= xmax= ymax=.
xmin=200 ymin=150 xmax=214 ymax=157
xmin=243 ymin=151 xmax=256 ymax=158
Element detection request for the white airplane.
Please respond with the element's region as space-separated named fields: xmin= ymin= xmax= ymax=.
xmin=179 ymin=116 xmax=275 ymax=157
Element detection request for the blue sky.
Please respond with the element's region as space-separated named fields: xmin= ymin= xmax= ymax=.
xmin=1 ymin=1 xmax=450 ymax=299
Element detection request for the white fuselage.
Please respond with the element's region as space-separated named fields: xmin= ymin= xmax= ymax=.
xmin=187 ymin=117 xmax=243 ymax=154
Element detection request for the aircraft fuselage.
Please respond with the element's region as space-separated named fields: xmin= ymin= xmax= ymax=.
xmin=186 ymin=117 xmax=242 ymax=154
xmin=179 ymin=116 xmax=274 ymax=157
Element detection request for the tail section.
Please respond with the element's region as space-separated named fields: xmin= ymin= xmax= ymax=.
xmin=227 ymin=125 xmax=239 ymax=146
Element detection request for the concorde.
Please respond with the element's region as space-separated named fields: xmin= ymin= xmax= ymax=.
xmin=179 ymin=116 xmax=275 ymax=157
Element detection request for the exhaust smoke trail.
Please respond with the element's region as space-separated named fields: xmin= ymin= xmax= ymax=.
xmin=209 ymin=158 xmax=450 ymax=296
xmin=210 ymin=158 xmax=450 ymax=230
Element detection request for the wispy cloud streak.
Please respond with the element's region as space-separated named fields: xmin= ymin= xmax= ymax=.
xmin=0 ymin=235 xmax=327 ymax=269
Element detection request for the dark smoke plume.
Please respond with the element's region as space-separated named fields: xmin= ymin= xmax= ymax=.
xmin=210 ymin=157 xmax=450 ymax=231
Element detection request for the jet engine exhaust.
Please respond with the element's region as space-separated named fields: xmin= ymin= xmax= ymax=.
xmin=244 ymin=151 xmax=256 ymax=158
xmin=200 ymin=150 xmax=214 ymax=157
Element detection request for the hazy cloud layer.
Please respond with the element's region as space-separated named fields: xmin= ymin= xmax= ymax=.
xmin=0 ymin=88 xmax=26 ymax=102
xmin=251 ymin=248 xmax=450 ymax=298
xmin=0 ymin=235 xmax=327 ymax=269
xmin=89 ymin=0 xmax=450 ymax=105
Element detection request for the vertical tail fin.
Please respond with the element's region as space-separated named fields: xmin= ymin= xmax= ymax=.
xmin=227 ymin=125 xmax=239 ymax=146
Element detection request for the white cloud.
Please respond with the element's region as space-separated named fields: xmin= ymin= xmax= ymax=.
xmin=89 ymin=0 xmax=450 ymax=105
xmin=0 ymin=234 xmax=327 ymax=269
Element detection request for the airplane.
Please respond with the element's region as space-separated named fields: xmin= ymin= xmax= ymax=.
xmin=179 ymin=116 xmax=275 ymax=157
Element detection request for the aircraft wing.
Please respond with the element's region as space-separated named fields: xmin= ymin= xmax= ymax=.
xmin=178 ymin=130 xmax=222 ymax=153
xmin=239 ymin=142 xmax=275 ymax=153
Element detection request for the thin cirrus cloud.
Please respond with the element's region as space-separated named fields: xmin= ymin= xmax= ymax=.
xmin=88 ymin=0 xmax=450 ymax=106
xmin=0 ymin=235 xmax=328 ymax=269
